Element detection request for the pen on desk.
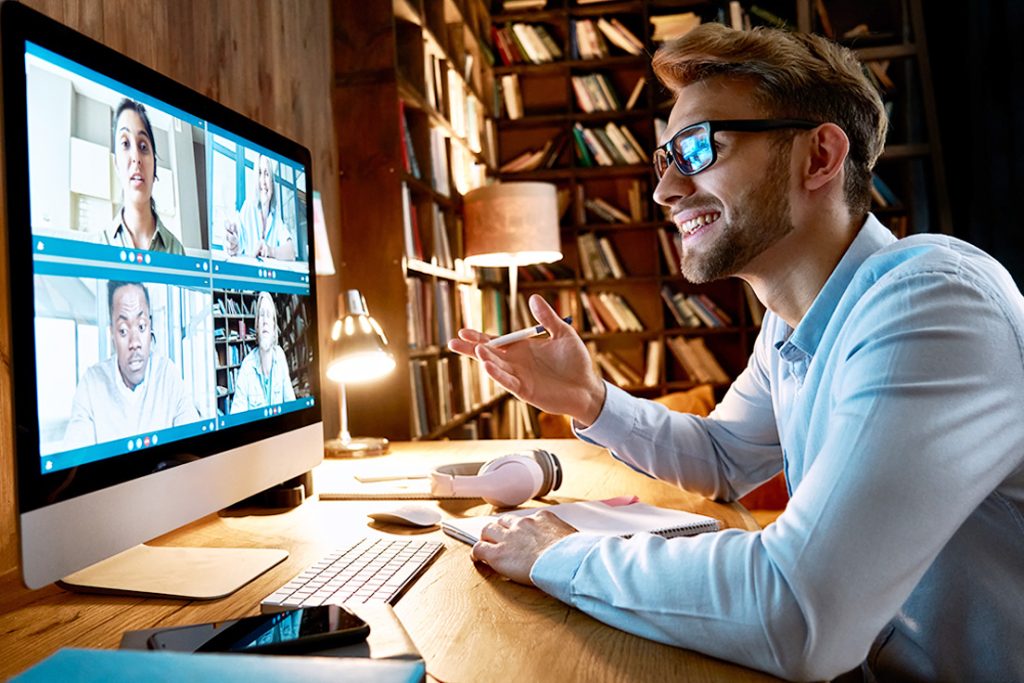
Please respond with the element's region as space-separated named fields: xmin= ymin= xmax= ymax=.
xmin=486 ymin=316 xmax=573 ymax=348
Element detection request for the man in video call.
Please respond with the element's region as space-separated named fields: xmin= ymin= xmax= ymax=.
xmin=64 ymin=281 xmax=200 ymax=449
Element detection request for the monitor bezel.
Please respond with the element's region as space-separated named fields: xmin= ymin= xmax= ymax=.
xmin=1 ymin=1 xmax=323 ymax=515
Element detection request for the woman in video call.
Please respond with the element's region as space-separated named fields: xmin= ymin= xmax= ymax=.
xmin=230 ymin=292 xmax=296 ymax=413
xmin=103 ymin=98 xmax=186 ymax=255
xmin=223 ymin=153 xmax=296 ymax=261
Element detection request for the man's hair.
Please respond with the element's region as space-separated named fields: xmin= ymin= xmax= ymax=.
xmin=107 ymin=280 xmax=151 ymax=316
xmin=652 ymin=23 xmax=887 ymax=217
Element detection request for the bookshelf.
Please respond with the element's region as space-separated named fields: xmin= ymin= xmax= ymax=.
xmin=212 ymin=290 xmax=313 ymax=415
xmin=489 ymin=0 xmax=948 ymax=399
xmin=491 ymin=1 xmax=764 ymax=398
xmin=213 ymin=289 xmax=257 ymax=415
xmin=334 ymin=0 xmax=524 ymax=441
xmin=331 ymin=0 xmax=948 ymax=439
xmin=796 ymin=0 xmax=951 ymax=236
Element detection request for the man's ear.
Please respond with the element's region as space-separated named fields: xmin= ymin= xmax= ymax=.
xmin=801 ymin=123 xmax=849 ymax=192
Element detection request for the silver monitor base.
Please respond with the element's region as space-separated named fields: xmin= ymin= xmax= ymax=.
xmin=57 ymin=544 xmax=288 ymax=600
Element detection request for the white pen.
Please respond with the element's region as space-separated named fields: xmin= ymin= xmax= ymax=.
xmin=486 ymin=316 xmax=573 ymax=347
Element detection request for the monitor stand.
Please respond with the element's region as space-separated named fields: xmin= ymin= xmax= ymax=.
xmin=56 ymin=545 xmax=288 ymax=600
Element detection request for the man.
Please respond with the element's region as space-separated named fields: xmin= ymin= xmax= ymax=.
xmin=230 ymin=291 xmax=295 ymax=413
xmin=450 ymin=24 xmax=1024 ymax=681
xmin=64 ymin=281 xmax=199 ymax=448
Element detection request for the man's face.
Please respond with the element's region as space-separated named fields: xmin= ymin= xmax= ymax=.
xmin=110 ymin=284 xmax=152 ymax=389
xmin=257 ymin=295 xmax=276 ymax=350
xmin=653 ymin=79 xmax=796 ymax=284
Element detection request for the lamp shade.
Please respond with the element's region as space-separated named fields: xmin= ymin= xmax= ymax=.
xmin=326 ymin=290 xmax=395 ymax=384
xmin=462 ymin=182 xmax=562 ymax=267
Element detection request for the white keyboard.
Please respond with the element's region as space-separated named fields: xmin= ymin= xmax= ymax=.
xmin=260 ymin=537 xmax=443 ymax=614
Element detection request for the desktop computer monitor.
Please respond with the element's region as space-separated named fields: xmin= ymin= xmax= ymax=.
xmin=0 ymin=3 xmax=323 ymax=596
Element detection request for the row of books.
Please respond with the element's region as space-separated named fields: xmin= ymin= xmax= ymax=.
xmin=499 ymin=131 xmax=569 ymax=172
xmin=587 ymin=334 xmax=731 ymax=389
xmin=509 ymin=288 xmax=580 ymax=332
xmin=409 ymin=354 xmax=504 ymax=438
xmin=517 ymin=261 xmax=575 ymax=283
xmin=574 ymin=122 xmax=648 ymax=167
xmin=571 ymin=73 xmax=646 ymax=114
xmin=580 ymin=290 xmax=643 ymax=333
xmin=587 ymin=341 xmax=660 ymax=390
xmin=574 ymin=182 xmax=648 ymax=225
xmin=400 ymin=183 xmax=458 ymax=266
xmin=406 ymin=277 xmax=465 ymax=350
xmin=661 ymin=287 xmax=734 ymax=329
xmin=666 ymin=336 xmax=730 ymax=384
xmin=491 ymin=23 xmax=562 ymax=66
xmin=578 ymin=232 xmax=626 ymax=281
xmin=499 ymin=120 xmax=647 ymax=172
xmin=213 ymin=296 xmax=255 ymax=317
xmin=214 ymin=342 xmax=254 ymax=370
xmin=570 ymin=18 xmax=643 ymax=60
xmin=401 ymin=42 xmax=490 ymax=194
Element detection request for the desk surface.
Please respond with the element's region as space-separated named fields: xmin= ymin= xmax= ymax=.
xmin=0 ymin=439 xmax=780 ymax=682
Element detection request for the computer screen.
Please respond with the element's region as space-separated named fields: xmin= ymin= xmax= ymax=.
xmin=2 ymin=2 xmax=323 ymax=592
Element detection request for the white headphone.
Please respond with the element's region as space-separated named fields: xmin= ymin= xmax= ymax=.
xmin=429 ymin=449 xmax=563 ymax=508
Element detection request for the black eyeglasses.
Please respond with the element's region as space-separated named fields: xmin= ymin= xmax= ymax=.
xmin=653 ymin=119 xmax=821 ymax=179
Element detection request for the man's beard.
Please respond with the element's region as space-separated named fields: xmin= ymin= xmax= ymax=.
xmin=679 ymin=154 xmax=794 ymax=284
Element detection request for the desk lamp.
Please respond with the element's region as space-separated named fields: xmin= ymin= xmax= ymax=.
xmin=324 ymin=289 xmax=395 ymax=457
xmin=463 ymin=182 xmax=562 ymax=327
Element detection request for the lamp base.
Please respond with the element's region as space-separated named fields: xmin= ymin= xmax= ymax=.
xmin=324 ymin=435 xmax=390 ymax=458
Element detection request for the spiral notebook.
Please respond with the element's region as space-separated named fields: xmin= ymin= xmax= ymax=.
xmin=442 ymin=499 xmax=720 ymax=546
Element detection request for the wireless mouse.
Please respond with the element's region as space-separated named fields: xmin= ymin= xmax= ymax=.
xmin=368 ymin=504 xmax=442 ymax=528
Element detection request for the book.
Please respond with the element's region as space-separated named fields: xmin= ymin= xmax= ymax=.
xmin=12 ymin=649 xmax=425 ymax=683
xmin=442 ymin=499 xmax=720 ymax=546
xmin=398 ymin=101 xmax=421 ymax=178
xmin=596 ymin=18 xmax=642 ymax=56
xmin=501 ymin=73 xmax=523 ymax=119
xmin=643 ymin=339 xmax=662 ymax=387
xmin=624 ymin=76 xmax=646 ymax=110
xmin=650 ymin=12 xmax=701 ymax=42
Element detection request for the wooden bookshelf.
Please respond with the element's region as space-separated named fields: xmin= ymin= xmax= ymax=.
xmin=797 ymin=0 xmax=951 ymax=235
xmin=334 ymin=0 xmax=524 ymax=441
xmin=490 ymin=0 xmax=948 ymax=398
xmin=331 ymin=0 xmax=948 ymax=439
xmin=491 ymin=1 xmax=762 ymax=397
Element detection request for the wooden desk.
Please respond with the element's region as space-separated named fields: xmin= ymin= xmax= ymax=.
xmin=0 ymin=439 xmax=779 ymax=682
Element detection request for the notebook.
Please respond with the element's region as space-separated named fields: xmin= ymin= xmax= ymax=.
xmin=442 ymin=499 xmax=720 ymax=546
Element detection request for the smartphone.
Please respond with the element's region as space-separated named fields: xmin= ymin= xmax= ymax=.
xmin=147 ymin=605 xmax=370 ymax=655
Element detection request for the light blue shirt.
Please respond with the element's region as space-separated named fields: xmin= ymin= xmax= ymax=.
xmin=532 ymin=215 xmax=1024 ymax=681
xmin=230 ymin=346 xmax=295 ymax=414
xmin=236 ymin=196 xmax=293 ymax=258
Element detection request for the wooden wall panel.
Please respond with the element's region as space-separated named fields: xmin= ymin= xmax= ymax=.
xmin=0 ymin=0 xmax=341 ymax=577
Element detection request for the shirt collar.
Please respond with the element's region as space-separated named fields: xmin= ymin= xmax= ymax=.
xmin=110 ymin=209 xmax=169 ymax=250
xmin=780 ymin=214 xmax=896 ymax=360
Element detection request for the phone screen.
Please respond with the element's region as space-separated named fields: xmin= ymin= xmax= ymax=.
xmin=148 ymin=605 xmax=369 ymax=654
